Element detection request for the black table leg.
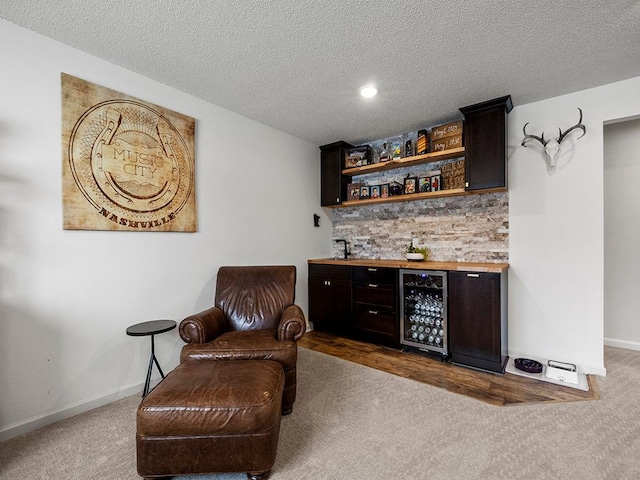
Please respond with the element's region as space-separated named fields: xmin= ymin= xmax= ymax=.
xmin=143 ymin=334 xmax=168 ymax=397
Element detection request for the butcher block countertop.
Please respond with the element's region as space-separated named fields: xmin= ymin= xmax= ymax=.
xmin=308 ymin=258 xmax=509 ymax=274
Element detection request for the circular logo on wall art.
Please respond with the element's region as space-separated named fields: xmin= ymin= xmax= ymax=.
xmin=67 ymin=100 xmax=194 ymax=228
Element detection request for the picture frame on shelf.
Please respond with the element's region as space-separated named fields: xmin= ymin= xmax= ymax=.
xmin=347 ymin=182 xmax=363 ymax=202
xmin=359 ymin=185 xmax=371 ymax=200
xmin=404 ymin=177 xmax=417 ymax=194
xmin=380 ymin=183 xmax=389 ymax=198
xmin=370 ymin=185 xmax=381 ymax=199
xmin=345 ymin=145 xmax=371 ymax=168
xmin=431 ymin=173 xmax=442 ymax=191
xmin=344 ymin=156 xmax=360 ymax=168
xmin=418 ymin=177 xmax=431 ymax=193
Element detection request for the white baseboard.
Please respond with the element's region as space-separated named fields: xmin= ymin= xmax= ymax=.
xmin=0 ymin=378 xmax=152 ymax=441
xmin=584 ymin=364 xmax=607 ymax=376
xmin=604 ymin=337 xmax=640 ymax=352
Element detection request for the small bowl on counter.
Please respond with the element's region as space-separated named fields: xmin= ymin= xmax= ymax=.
xmin=405 ymin=253 xmax=425 ymax=261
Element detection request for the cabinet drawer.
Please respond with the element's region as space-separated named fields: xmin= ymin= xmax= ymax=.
xmin=352 ymin=266 xmax=397 ymax=285
xmin=353 ymin=306 xmax=397 ymax=337
xmin=309 ymin=264 xmax=352 ymax=280
xmin=353 ymin=283 xmax=396 ymax=309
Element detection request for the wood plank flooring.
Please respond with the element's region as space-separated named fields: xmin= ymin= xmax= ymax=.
xmin=298 ymin=331 xmax=600 ymax=406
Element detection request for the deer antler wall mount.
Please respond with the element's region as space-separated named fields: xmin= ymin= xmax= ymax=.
xmin=521 ymin=108 xmax=586 ymax=172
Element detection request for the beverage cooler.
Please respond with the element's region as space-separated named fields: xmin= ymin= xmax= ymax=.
xmin=399 ymin=269 xmax=448 ymax=358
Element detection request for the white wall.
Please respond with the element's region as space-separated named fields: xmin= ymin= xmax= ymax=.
xmin=508 ymin=76 xmax=640 ymax=375
xmin=0 ymin=20 xmax=332 ymax=440
xmin=604 ymin=119 xmax=640 ymax=350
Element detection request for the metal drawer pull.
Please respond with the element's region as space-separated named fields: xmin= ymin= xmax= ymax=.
xmin=368 ymin=268 xmax=377 ymax=272
xmin=466 ymin=273 xmax=480 ymax=278
xmin=368 ymin=283 xmax=378 ymax=288
xmin=369 ymin=310 xmax=379 ymax=315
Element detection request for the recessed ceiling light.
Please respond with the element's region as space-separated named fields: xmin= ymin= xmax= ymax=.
xmin=360 ymin=85 xmax=378 ymax=98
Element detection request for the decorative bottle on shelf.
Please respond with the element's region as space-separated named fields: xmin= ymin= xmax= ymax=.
xmin=380 ymin=143 xmax=389 ymax=162
xmin=405 ymin=139 xmax=413 ymax=158
xmin=391 ymin=138 xmax=402 ymax=160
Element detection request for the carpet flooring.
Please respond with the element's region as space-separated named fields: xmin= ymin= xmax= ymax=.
xmin=1 ymin=346 xmax=639 ymax=480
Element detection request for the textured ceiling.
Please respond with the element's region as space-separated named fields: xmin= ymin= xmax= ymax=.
xmin=2 ymin=0 xmax=640 ymax=146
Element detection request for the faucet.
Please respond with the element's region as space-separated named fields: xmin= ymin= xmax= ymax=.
xmin=334 ymin=239 xmax=351 ymax=260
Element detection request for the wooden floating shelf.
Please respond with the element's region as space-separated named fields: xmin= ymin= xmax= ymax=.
xmin=340 ymin=188 xmax=465 ymax=207
xmin=335 ymin=187 xmax=505 ymax=209
xmin=342 ymin=147 xmax=465 ymax=176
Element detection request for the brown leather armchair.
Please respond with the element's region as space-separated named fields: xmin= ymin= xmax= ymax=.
xmin=179 ymin=265 xmax=306 ymax=415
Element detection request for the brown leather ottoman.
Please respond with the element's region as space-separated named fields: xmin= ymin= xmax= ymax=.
xmin=136 ymin=360 xmax=284 ymax=480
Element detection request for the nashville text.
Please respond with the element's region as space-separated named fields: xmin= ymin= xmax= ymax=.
xmin=99 ymin=208 xmax=176 ymax=227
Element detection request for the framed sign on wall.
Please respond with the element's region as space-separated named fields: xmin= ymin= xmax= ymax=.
xmin=61 ymin=73 xmax=196 ymax=232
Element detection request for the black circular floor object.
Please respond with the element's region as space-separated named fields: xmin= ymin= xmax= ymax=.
xmin=514 ymin=358 xmax=543 ymax=374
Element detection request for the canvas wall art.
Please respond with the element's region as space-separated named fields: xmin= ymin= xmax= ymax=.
xmin=61 ymin=73 xmax=196 ymax=231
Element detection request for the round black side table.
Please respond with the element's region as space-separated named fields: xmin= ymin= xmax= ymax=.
xmin=126 ymin=319 xmax=177 ymax=397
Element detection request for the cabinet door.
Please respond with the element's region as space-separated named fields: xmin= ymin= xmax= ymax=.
xmin=320 ymin=141 xmax=353 ymax=206
xmin=459 ymin=96 xmax=512 ymax=191
xmin=448 ymin=271 xmax=507 ymax=373
xmin=308 ymin=277 xmax=351 ymax=335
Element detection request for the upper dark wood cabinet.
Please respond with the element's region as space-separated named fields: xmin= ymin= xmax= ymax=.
xmin=459 ymin=95 xmax=513 ymax=191
xmin=448 ymin=270 xmax=508 ymax=373
xmin=319 ymin=141 xmax=353 ymax=206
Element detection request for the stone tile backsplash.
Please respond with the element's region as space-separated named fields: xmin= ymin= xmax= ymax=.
xmin=331 ymin=191 xmax=509 ymax=263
